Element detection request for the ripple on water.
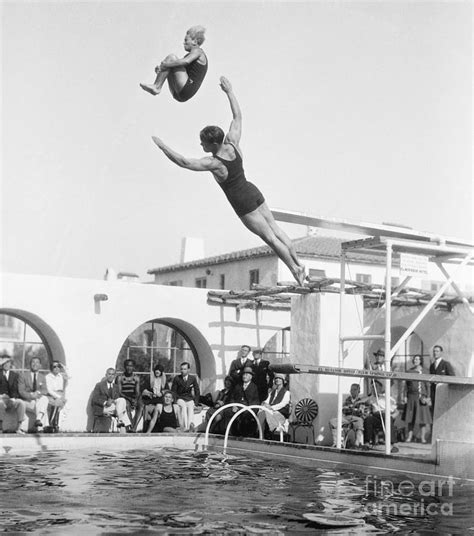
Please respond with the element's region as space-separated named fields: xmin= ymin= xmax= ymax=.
xmin=0 ymin=447 xmax=473 ymax=534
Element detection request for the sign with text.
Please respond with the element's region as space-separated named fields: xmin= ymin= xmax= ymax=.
xmin=400 ymin=252 xmax=429 ymax=276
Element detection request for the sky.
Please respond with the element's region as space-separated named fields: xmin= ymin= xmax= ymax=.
xmin=1 ymin=1 xmax=472 ymax=280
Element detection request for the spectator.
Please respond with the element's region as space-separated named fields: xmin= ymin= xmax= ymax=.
xmin=363 ymin=394 xmax=399 ymax=453
xmin=404 ymin=355 xmax=431 ymax=443
xmin=368 ymin=348 xmax=386 ymax=396
xmin=117 ymin=359 xmax=141 ymax=431
xmin=230 ymin=366 xmax=260 ymax=436
xmin=228 ymin=345 xmax=253 ymax=382
xmin=251 ymin=348 xmax=272 ymax=403
xmin=18 ymin=356 xmax=49 ymax=431
xmin=329 ymin=383 xmax=365 ymax=448
xmin=0 ymin=352 xmax=27 ymax=433
xmin=257 ymin=373 xmax=290 ymax=438
xmin=45 ymin=361 xmax=69 ymax=432
xmin=91 ymin=368 xmax=131 ymax=431
xmin=171 ymin=362 xmax=200 ymax=432
xmin=140 ymin=363 xmax=167 ymax=431
xmin=429 ymin=345 xmax=455 ymax=413
xmin=146 ymin=390 xmax=183 ymax=433
xmin=196 ymin=375 xmax=235 ymax=434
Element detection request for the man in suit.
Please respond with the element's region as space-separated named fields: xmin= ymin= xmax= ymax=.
xmin=91 ymin=367 xmax=131 ymax=430
xmin=18 ymin=356 xmax=49 ymax=431
xmin=429 ymin=345 xmax=455 ymax=413
xmin=230 ymin=366 xmax=260 ymax=436
xmin=171 ymin=362 xmax=200 ymax=432
xmin=251 ymin=348 xmax=272 ymax=403
xmin=0 ymin=352 xmax=27 ymax=433
xmin=228 ymin=345 xmax=253 ymax=382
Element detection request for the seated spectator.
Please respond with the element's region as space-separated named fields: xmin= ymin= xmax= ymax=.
xmin=117 ymin=359 xmax=141 ymax=432
xmin=18 ymin=356 xmax=49 ymax=431
xmin=251 ymin=348 xmax=272 ymax=403
xmin=196 ymin=376 xmax=235 ymax=434
xmin=0 ymin=352 xmax=27 ymax=433
xmin=140 ymin=363 xmax=167 ymax=431
xmin=230 ymin=366 xmax=260 ymax=436
xmin=45 ymin=361 xmax=70 ymax=432
xmin=146 ymin=390 xmax=183 ymax=433
xmin=228 ymin=345 xmax=253 ymax=382
xmin=171 ymin=362 xmax=200 ymax=432
xmin=91 ymin=367 xmax=131 ymax=431
xmin=363 ymin=394 xmax=399 ymax=453
xmin=329 ymin=383 xmax=365 ymax=447
xmin=403 ymin=354 xmax=431 ymax=443
xmin=257 ymin=373 xmax=290 ymax=438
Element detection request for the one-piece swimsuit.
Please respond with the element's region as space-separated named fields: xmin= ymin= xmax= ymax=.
xmin=174 ymin=52 xmax=208 ymax=102
xmin=215 ymin=144 xmax=265 ymax=217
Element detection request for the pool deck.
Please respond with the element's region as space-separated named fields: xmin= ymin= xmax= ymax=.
xmin=2 ymin=431 xmax=471 ymax=482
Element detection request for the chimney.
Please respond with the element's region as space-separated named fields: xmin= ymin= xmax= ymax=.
xmin=180 ymin=237 xmax=205 ymax=263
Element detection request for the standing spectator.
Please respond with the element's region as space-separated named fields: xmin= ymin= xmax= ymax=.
xmin=257 ymin=373 xmax=290 ymax=438
xmin=117 ymin=359 xmax=141 ymax=432
xmin=228 ymin=345 xmax=253 ymax=382
xmin=0 ymin=352 xmax=27 ymax=433
xmin=91 ymin=368 xmax=131 ymax=431
xmin=171 ymin=362 xmax=200 ymax=432
xmin=368 ymin=348 xmax=386 ymax=396
xmin=429 ymin=345 xmax=455 ymax=413
xmin=251 ymin=348 xmax=272 ymax=403
xmin=230 ymin=366 xmax=260 ymax=436
xmin=18 ymin=356 xmax=49 ymax=431
xmin=45 ymin=361 xmax=70 ymax=432
xmin=404 ymin=355 xmax=431 ymax=443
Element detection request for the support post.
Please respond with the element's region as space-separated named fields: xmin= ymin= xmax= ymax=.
xmin=384 ymin=242 xmax=392 ymax=454
xmin=336 ymin=251 xmax=346 ymax=449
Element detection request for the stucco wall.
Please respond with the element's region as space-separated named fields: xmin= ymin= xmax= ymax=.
xmin=0 ymin=274 xmax=291 ymax=431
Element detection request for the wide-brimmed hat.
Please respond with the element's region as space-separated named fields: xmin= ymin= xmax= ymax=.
xmin=0 ymin=352 xmax=12 ymax=367
xmin=373 ymin=348 xmax=385 ymax=357
xmin=242 ymin=366 xmax=254 ymax=375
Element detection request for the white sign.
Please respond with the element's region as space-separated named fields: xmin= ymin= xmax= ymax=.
xmin=400 ymin=253 xmax=429 ymax=276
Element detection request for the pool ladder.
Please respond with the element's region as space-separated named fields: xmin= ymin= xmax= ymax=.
xmin=203 ymin=403 xmax=285 ymax=452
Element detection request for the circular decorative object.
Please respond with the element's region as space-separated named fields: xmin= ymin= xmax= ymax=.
xmin=294 ymin=398 xmax=319 ymax=423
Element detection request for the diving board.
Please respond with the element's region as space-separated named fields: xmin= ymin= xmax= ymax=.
xmin=271 ymin=209 xmax=473 ymax=248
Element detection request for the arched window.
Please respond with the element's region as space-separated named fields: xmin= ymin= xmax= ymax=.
xmin=0 ymin=313 xmax=51 ymax=371
xmin=116 ymin=320 xmax=200 ymax=383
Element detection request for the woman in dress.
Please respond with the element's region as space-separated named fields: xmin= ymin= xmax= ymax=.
xmin=151 ymin=76 xmax=306 ymax=286
xmin=140 ymin=363 xmax=167 ymax=431
xmin=45 ymin=361 xmax=69 ymax=431
xmin=403 ymin=355 xmax=432 ymax=443
xmin=257 ymin=373 xmax=291 ymax=438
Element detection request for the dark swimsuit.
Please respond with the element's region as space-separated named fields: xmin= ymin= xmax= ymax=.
xmin=215 ymin=144 xmax=265 ymax=217
xmin=153 ymin=406 xmax=179 ymax=432
xmin=174 ymin=52 xmax=208 ymax=102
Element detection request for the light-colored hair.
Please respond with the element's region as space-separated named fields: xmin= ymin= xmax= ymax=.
xmin=187 ymin=25 xmax=206 ymax=45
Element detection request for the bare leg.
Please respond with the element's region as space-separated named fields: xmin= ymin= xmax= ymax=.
xmin=241 ymin=204 xmax=305 ymax=285
xmin=140 ymin=54 xmax=188 ymax=97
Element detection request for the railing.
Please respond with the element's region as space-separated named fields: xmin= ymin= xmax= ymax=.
xmin=203 ymin=403 xmax=285 ymax=452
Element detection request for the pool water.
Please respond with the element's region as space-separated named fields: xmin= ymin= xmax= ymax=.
xmin=0 ymin=447 xmax=473 ymax=534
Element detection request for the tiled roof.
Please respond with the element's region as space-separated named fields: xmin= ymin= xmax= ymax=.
xmin=148 ymin=235 xmax=388 ymax=275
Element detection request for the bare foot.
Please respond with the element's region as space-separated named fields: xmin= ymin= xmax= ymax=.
xmin=140 ymin=83 xmax=160 ymax=96
xmin=295 ymin=265 xmax=306 ymax=286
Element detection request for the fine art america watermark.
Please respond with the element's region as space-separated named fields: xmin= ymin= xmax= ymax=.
xmin=364 ymin=475 xmax=455 ymax=516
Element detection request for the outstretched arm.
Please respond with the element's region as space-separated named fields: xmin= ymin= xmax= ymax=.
xmin=219 ymin=77 xmax=242 ymax=146
xmin=152 ymin=136 xmax=220 ymax=172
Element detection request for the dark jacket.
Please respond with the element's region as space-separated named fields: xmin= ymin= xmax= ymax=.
xmin=0 ymin=370 xmax=21 ymax=398
xmin=231 ymin=381 xmax=260 ymax=406
xmin=429 ymin=359 xmax=455 ymax=376
xmin=228 ymin=358 xmax=253 ymax=382
xmin=91 ymin=379 xmax=121 ymax=416
xmin=171 ymin=374 xmax=200 ymax=404
xmin=252 ymin=359 xmax=272 ymax=402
